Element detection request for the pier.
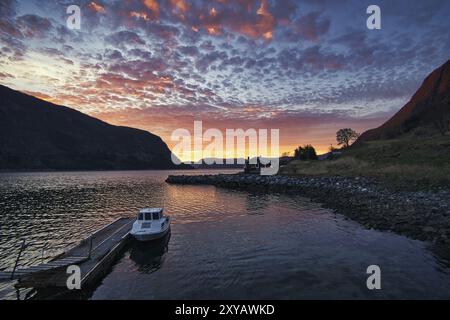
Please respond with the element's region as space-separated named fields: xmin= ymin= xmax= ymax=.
xmin=0 ymin=217 xmax=134 ymax=289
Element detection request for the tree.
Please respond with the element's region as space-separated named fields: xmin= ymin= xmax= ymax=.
xmin=336 ymin=128 xmax=360 ymax=148
xmin=294 ymin=144 xmax=318 ymax=160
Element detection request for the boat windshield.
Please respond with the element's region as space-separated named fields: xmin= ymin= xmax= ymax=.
xmin=144 ymin=212 xmax=153 ymax=220
xmin=138 ymin=210 xmax=163 ymax=220
xmin=152 ymin=211 xmax=160 ymax=220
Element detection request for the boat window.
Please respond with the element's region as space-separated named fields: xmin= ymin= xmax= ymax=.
xmin=152 ymin=212 xmax=160 ymax=220
xmin=144 ymin=212 xmax=152 ymax=220
xmin=138 ymin=212 xmax=144 ymax=220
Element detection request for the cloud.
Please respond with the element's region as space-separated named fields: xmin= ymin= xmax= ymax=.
xmin=143 ymin=0 xmax=160 ymax=19
xmin=0 ymin=71 xmax=14 ymax=79
xmin=1 ymin=0 xmax=449 ymax=155
xmin=105 ymin=30 xmax=146 ymax=48
xmin=16 ymin=14 xmax=52 ymax=38
xmin=178 ymin=45 xmax=200 ymax=56
xmin=289 ymin=12 xmax=330 ymax=41
xmin=87 ymin=1 xmax=106 ymax=14
xmin=0 ymin=0 xmax=17 ymax=19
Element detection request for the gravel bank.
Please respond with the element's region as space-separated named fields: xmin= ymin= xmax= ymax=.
xmin=166 ymin=174 xmax=450 ymax=245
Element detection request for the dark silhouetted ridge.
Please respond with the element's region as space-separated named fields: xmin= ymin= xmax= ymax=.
xmin=0 ymin=84 xmax=175 ymax=170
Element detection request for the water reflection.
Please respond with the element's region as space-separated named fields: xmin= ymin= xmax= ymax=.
xmin=243 ymin=192 xmax=271 ymax=214
xmin=1 ymin=170 xmax=450 ymax=299
xmin=130 ymin=232 xmax=171 ymax=274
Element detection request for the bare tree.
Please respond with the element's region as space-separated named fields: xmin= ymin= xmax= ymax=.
xmin=336 ymin=128 xmax=360 ymax=148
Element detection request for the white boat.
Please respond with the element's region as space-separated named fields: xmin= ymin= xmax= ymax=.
xmin=130 ymin=208 xmax=171 ymax=241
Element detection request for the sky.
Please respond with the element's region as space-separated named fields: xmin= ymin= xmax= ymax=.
xmin=0 ymin=0 xmax=449 ymax=160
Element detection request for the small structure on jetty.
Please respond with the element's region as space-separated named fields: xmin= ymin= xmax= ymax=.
xmin=0 ymin=217 xmax=134 ymax=289
xmin=244 ymin=156 xmax=271 ymax=174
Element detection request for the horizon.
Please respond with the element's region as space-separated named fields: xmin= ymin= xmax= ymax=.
xmin=1 ymin=0 xmax=449 ymax=161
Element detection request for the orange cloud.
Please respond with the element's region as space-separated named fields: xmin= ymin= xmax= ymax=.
xmin=143 ymin=0 xmax=160 ymax=19
xmin=207 ymin=26 xmax=221 ymax=35
xmin=195 ymin=0 xmax=276 ymax=41
xmin=87 ymin=1 xmax=106 ymax=13
xmin=170 ymin=0 xmax=189 ymax=13
xmin=130 ymin=11 xmax=150 ymax=21
xmin=251 ymin=0 xmax=275 ymax=40
xmin=263 ymin=31 xmax=273 ymax=40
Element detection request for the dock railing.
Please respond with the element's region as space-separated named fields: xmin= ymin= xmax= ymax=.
xmin=10 ymin=239 xmax=27 ymax=280
xmin=1 ymin=217 xmax=134 ymax=287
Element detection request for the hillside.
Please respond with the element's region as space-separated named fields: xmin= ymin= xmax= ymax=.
xmin=357 ymin=59 xmax=450 ymax=141
xmin=280 ymin=60 xmax=450 ymax=189
xmin=0 ymin=85 xmax=175 ymax=170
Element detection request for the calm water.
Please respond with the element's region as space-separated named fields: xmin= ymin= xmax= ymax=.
xmin=1 ymin=170 xmax=450 ymax=299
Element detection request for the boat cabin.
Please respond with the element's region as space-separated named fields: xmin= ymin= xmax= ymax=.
xmin=138 ymin=208 xmax=164 ymax=221
xmin=131 ymin=208 xmax=170 ymax=241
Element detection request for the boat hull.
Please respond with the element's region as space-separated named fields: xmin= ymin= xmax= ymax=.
xmin=131 ymin=226 xmax=170 ymax=242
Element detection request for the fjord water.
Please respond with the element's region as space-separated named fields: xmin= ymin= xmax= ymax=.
xmin=1 ymin=170 xmax=450 ymax=299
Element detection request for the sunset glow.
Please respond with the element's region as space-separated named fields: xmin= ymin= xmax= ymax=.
xmin=1 ymin=0 xmax=449 ymax=161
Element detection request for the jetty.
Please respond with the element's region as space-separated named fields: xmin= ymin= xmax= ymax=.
xmin=0 ymin=217 xmax=134 ymax=289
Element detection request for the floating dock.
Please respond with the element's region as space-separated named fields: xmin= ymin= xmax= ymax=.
xmin=0 ymin=217 xmax=134 ymax=289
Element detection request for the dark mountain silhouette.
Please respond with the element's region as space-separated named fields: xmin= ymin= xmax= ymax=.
xmin=0 ymin=84 xmax=177 ymax=170
xmin=357 ymin=59 xmax=450 ymax=142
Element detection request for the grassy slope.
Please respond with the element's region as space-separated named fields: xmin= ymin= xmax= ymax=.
xmin=279 ymin=131 xmax=450 ymax=190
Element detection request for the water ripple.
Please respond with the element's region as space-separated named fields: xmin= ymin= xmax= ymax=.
xmin=1 ymin=170 xmax=450 ymax=299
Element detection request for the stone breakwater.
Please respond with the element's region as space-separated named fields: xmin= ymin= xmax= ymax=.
xmin=166 ymin=174 xmax=450 ymax=245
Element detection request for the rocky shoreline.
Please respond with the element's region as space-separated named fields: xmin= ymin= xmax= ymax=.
xmin=166 ymin=174 xmax=450 ymax=245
